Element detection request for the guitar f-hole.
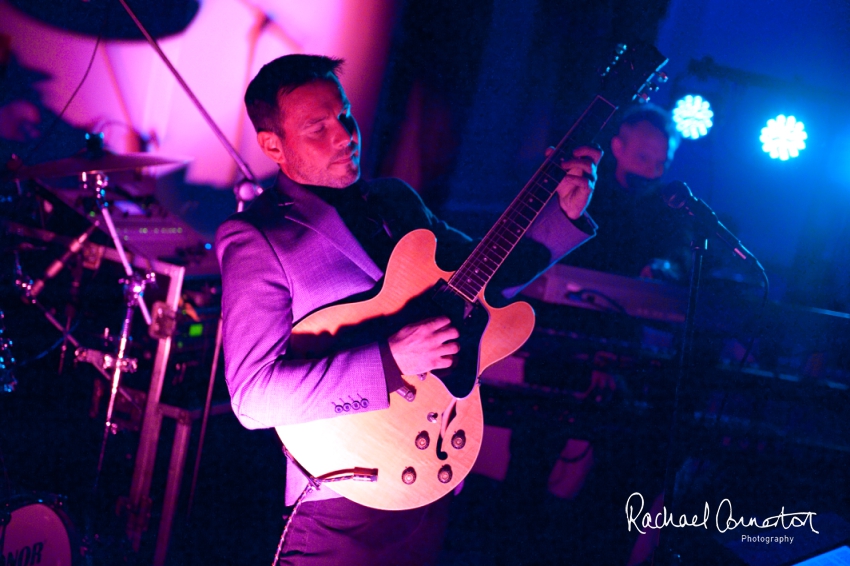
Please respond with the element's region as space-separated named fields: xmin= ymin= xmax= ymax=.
xmin=435 ymin=399 xmax=458 ymax=461
xmin=435 ymin=435 xmax=448 ymax=461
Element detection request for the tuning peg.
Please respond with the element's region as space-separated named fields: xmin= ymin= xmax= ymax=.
xmin=638 ymin=93 xmax=651 ymax=103
xmin=616 ymin=43 xmax=627 ymax=55
xmin=656 ymin=72 xmax=669 ymax=83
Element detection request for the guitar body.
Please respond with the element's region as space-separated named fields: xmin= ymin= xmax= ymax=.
xmin=276 ymin=229 xmax=535 ymax=510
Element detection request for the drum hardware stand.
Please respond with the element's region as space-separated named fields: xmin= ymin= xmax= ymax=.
xmin=81 ymin=168 xmax=154 ymax=564
xmin=13 ymin=252 xmax=141 ymax=406
xmin=75 ymin=347 xmax=139 ymax=375
xmin=112 ymin=1 xmax=265 ymax=562
xmin=83 ymin=168 xmax=155 ymax=491
xmin=8 ymin=175 xmax=184 ymax=564
xmin=93 ymin=269 xmax=151 ymax=492
xmin=16 ymin=210 xmax=99 ymax=375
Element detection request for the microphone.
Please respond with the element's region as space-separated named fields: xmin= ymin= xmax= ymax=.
xmin=30 ymin=221 xmax=100 ymax=298
xmin=661 ymin=181 xmax=764 ymax=272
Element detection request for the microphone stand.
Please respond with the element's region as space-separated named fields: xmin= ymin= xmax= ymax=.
xmin=654 ymin=230 xmax=709 ymax=566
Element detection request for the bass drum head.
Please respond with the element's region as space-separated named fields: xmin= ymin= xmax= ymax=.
xmin=2 ymin=494 xmax=76 ymax=566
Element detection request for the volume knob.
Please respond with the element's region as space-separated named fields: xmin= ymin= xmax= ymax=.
xmin=415 ymin=431 xmax=430 ymax=450
xmin=451 ymin=430 xmax=466 ymax=449
xmin=402 ymin=467 xmax=417 ymax=485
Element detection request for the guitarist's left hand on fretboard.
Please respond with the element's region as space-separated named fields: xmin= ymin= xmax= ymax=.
xmin=548 ymin=145 xmax=603 ymax=220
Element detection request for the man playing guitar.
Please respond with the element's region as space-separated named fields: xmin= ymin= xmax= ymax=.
xmin=216 ymin=53 xmax=600 ymax=565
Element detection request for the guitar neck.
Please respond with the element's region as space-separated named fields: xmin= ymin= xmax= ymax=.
xmin=448 ymin=95 xmax=618 ymax=301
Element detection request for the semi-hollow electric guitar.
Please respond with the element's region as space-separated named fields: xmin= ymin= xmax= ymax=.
xmin=276 ymin=43 xmax=669 ymax=511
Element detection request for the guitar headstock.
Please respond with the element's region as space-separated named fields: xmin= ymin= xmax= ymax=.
xmin=599 ymin=42 xmax=668 ymax=107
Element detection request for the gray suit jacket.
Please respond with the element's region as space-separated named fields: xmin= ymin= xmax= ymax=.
xmin=215 ymin=174 xmax=596 ymax=502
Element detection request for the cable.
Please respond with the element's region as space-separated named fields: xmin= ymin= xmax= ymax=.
xmin=19 ymin=8 xmax=108 ymax=166
xmin=271 ymin=484 xmax=312 ymax=566
xmin=17 ymin=322 xmax=79 ymax=367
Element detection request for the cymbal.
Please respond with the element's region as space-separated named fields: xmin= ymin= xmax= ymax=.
xmin=14 ymin=151 xmax=190 ymax=179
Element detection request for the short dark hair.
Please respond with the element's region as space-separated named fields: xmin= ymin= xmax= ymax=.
xmin=618 ymin=103 xmax=681 ymax=158
xmin=244 ymin=54 xmax=344 ymax=136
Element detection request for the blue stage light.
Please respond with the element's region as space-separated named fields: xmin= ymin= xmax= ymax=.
xmin=673 ymin=95 xmax=714 ymax=139
xmin=760 ymin=114 xmax=807 ymax=160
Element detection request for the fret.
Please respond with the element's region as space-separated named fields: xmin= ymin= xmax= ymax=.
xmin=518 ymin=195 xmax=545 ymax=211
xmin=503 ymin=213 xmax=531 ymax=230
xmin=467 ymin=263 xmax=496 ymax=281
xmin=456 ymin=245 xmax=502 ymax=279
xmin=498 ymin=217 xmax=526 ymax=239
xmin=449 ymin=282 xmax=477 ymax=303
xmin=542 ymin=164 xmax=566 ymax=184
xmin=511 ymin=201 xmax=539 ymax=221
xmin=534 ymin=172 xmax=560 ymax=192
xmin=457 ymin=270 xmax=487 ymax=289
xmin=524 ymin=188 xmax=551 ymax=208
xmin=483 ymin=235 xmax=511 ymax=256
xmin=481 ymin=244 xmax=510 ymax=269
xmin=461 ymin=260 xmax=491 ymax=279
xmin=509 ymin=207 xmax=535 ymax=223
xmin=489 ymin=229 xmax=518 ymax=253
xmin=525 ymin=185 xmax=550 ymax=204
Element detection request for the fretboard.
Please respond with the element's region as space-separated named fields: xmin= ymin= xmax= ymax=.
xmin=448 ymin=95 xmax=617 ymax=302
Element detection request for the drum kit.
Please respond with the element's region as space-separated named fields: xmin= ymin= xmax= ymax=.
xmin=1 ymin=136 xmax=195 ymax=564
xmin=2 ymin=1 xmax=264 ymax=562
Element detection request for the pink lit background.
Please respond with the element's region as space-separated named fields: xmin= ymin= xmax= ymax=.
xmin=0 ymin=0 xmax=396 ymax=188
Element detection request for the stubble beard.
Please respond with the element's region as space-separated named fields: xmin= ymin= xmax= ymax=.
xmin=283 ymin=145 xmax=360 ymax=189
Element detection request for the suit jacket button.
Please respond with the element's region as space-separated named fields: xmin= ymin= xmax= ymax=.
xmin=360 ymin=398 xmax=369 ymax=409
xmin=352 ymin=400 xmax=361 ymax=410
xmin=343 ymin=403 xmax=352 ymax=412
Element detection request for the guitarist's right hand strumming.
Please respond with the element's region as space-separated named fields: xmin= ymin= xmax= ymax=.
xmin=388 ymin=316 xmax=460 ymax=376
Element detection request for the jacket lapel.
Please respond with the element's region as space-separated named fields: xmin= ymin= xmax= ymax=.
xmin=274 ymin=175 xmax=384 ymax=283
